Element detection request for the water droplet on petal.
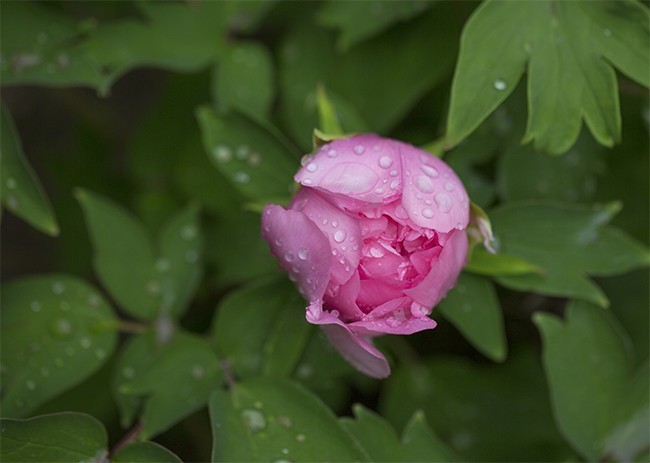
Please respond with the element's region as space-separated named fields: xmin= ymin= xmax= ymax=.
xmin=333 ymin=230 xmax=346 ymax=243
xmin=306 ymin=162 xmax=318 ymax=173
xmin=284 ymin=251 xmax=294 ymax=262
xmin=390 ymin=180 xmax=399 ymax=190
xmin=378 ymin=156 xmax=393 ymax=168
xmin=298 ymin=248 xmax=309 ymax=260
xmin=331 ymin=220 xmax=338 ymax=228
xmin=494 ymin=79 xmax=507 ymax=91
xmin=275 ymin=238 xmax=283 ymax=247
xmin=303 ymin=178 xmax=313 ymax=185
xmin=327 ymin=149 xmax=338 ymax=158
xmin=435 ymin=193 xmax=452 ymax=212
xmin=241 ymin=409 xmax=266 ymax=433
xmin=374 ymin=187 xmax=384 ymax=194
xmin=420 ymin=165 xmax=438 ymax=178
xmin=422 ymin=208 xmax=434 ymax=218
xmin=354 ymin=145 xmax=366 ymax=155
xmin=444 ymin=182 xmax=455 ymax=192
xmin=414 ymin=175 xmax=434 ymax=193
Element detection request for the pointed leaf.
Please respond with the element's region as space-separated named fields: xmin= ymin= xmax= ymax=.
xmin=112 ymin=442 xmax=182 ymax=463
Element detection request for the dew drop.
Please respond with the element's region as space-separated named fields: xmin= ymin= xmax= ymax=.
xmin=30 ymin=301 xmax=41 ymax=313
xmin=435 ymin=193 xmax=452 ymax=213
xmin=94 ymin=348 xmax=106 ymax=359
xmin=378 ymin=156 xmax=393 ymax=168
xmin=185 ymin=250 xmax=198 ymax=263
xmin=389 ymin=169 xmax=398 ymax=177
xmin=303 ymin=178 xmax=313 ymax=185
xmin=298 ymin=248 xmax=309 ymax=260
xmin=296 ymin=433 xmax=307 ymax=443
xmin=233 ymin=171 xmax=250 ymax=183
xmin=422 ymin=208 xmax=434 ymax=218
xmin=374 ymin=187 xmax=384 ymax=194
xmin=414 ymin=175 xmax=434 ymax=193
xmin=331 ymin=220 xmax=338 ymax=228
xmin=420 ymin=165 xmax=438 ymax=178
xmin=306 ymin=162 xmax=318 ymax=173
xmin=155 ymin=258 xmax=171 ymax=272
xmin=51 ymin=282 xmax=65 ymax=295
xmin=79 ymin=337 xmax=92 ymax=349
xmin=284 ymin=251 xmax=294 ymax=262
xmin=386 ymin=317 xmax=400 ymax=328
xmin=6 ymin=177 xmax=16 ymax=189
xmin=444 ymin=182 xmax=455 ymax=192
xmin=282 ymin=448 xmax=290 ymax=455
xmin=603 ymin=28 xmax=612 ymax=37
xmin=327 ymin=149 xmax=338 ymax=158
xmin=330 ymin=309 xmax=340 ymax=318
xmin=321 ymin=218 xmax=328 ymax=225
xmin=353 ymin=145 xmax=366 ymax=155
xmin=236 ymin=145 xmax=250 ymax=160
xmin=494 ymin=79 xmax=507 ymax=91
xmin=390 ymin=179 xmax=399 ymax=190
xmin=369 ymin=246 xmax=385 ymax=258
xmin=51 ymin=318 xmax=72 ymax=337
xmin=333 ymin=230 xmax=346 ymax=243
xmin=122 ymin=367 xmax=136 ymax=379
xmin=191 ymin=365 xmax=205 ymax=380
xmin=6 ymin=196 xmax=18 ymax=210
xmin=278 ymin=415 xmax=293 ymax=429
xmin=275 ymin=238 xmax=283 ymax=247
xmin=241 ymin=409 xmax=266 ymax=433
xmin=212 ymin=145 xmax=232 ymax=163
xmin=181 ymin=224 xmax=197 ymax=240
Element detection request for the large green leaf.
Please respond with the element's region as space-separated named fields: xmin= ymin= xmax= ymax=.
xmin=212 ymin=277 xmax=310 ymax=379
xmin=534 ymin=300 xmax=647 ymax=461
xmin=113 ymin=331 xmax=222 ymax=439
xmin=0 ymin=412 xmax=107 ymax=462
xmin=212 ymin=41 xmax=275 ymax=121
xmin=339 ymin=405 xmax=458 ymax=462
xmin=446 ymin=0 xmax=649 ymax=154
xmin=196 ymin=106 xmax=298 ymax=202
xmin=279 ymin=3 xmax=462 ymax=149
xmin=112 ymin=442 xmax=182 ymax=463
xmin=209 ymin=378 xmax=369 ymax=462
xmin=0 ymin=275 xmax=117 ymax=417
xmin=317 ymin=0 xmax=434 ymax=50
xmin=491 ymin=202 xmax=650 ymax=306
xmin=0 ymin=105 xmax=58 ymax=235
xmin=0 ymin=2 xmax=106 ymax=89
xmin=77 ymin=190 xmax=203 ymax=320
xmin=379 ymin=349 xmax=573 ymax=461
xmin=437 ymin=272 xmax=507 ymax=362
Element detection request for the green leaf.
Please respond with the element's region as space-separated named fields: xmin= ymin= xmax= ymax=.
xmin=279 ymin=5 xmax=460 ymax=149
xmin=379 ymin=349 xmax=573 ymax=461
xmin=497 ymin=131 xmax=606 ymax=202
xmin=339 ymin=405 xmax=458 ymax=462
xmin=446 ymin=0 xmax=649 ymax=154
xmin=0 ymin=105 xmax=58 ymax=235
xmin=209 ymin=378 xmax=369 ymax=462
xmin=316 ymin=84 xmax=344 ymax=136
xmin=213 ymin=41 xmax=274 ymax=121
xmin=77 ymin=190 xmax=203 ymax=320
xmin=113 ymin=331 xmax=222 ymax=439
xmin=465 ymin=248 xmax=543 ymax=276
xmin=533 ymin=300 xmax=647 ymax=461
xmin=212 ymin=277 xmax=310 ymax=379
xmin=491 ymin=202 xmax=650 ymax=306
xmin=0 ymin=412 xmax=107 ymax=462
xmin=196 ymin=106 xmax=298 ymax=202
xmin=318 ymin=0 xmax=433 ymax=50
xmin=437 ymin=273 xmax=507 ymax=362
xmin=112 ymin=442 xmax=182 ymax=463
xmin=0 ymin=275 xmax=117 ymax=417
xmin=0 ymin=2 xmax=106 ymax=89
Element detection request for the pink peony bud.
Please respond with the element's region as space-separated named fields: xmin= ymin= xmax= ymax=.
xmin=262 ymin=134 xmax=469 ymax=378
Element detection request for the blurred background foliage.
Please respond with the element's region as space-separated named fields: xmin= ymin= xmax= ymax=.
xmin=0 ymin=1 xmax=648 ymax=462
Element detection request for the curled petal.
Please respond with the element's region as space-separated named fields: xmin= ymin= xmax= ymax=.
xmin=306 ymin=310 xmax=390 ymax=379
xmin=324 ymin=271 xmax=365 ymax=322
xmin=404 ymin=229 xmax=469 ymax=308
xmin=291 ymin=188 xmax=361 ymax=286
xmin=295 ymin=134 xmax=403 ymax=208
xmin=350 ymin=315 xmax=437 ymax=336
xmin=262 ymin=205 xmax=331 ymax=304
xmin=399 ymin=142 xmax=470 ymax=233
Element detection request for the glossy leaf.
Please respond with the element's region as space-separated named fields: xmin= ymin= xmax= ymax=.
xmin=0 ymin=105 xmax=58 ymax=235
xmin=196 ymin=106 xmax=298 ymax=202
xmin=0 ymin=412 xmax=107 ymax=462
xmin=113 ymin=331 xmax=222 ymax=439
xmin=0 ymin=275 xmax=117 ymax=417
xmin=339 ymin=405 xmax=458 ymax=462
xmin=491 ymin=202 xmax=650 ymax=307
xmin=446 ymin=0 xmax=649 ymax=154
xmin=77 ymin=190 xmax=203 ymax=320
xmin=0 ymin=2 xmax=106 ymax=89
xmin=437 ymin=273 xmax=507 ymax=362
xmin=212 ymin=277 xmax=310 ymax=379
xmin=209 ymin=378 xmax=369 ymax=462
xmin=379 ymin=349 xmax=573 ymax=461
xmin=465 ymin=248 xmax=543 ymax=277
xmin=534 ymin=300 xmax=647 ymax=461
xmin=213 ymin=42 xmax=274 ymax=121
xmin=112 ymin=441 xmax=182 ymax=462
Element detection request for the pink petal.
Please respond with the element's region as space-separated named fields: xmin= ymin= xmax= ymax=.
xmin=357 ymin=278 xmax=404 ymax=309
xmin=399 ymin=142 xmax=470 ymax=233
xmin=262 ymin=205 xmax=331 ymax=304
xmin=323 ymin=271 xmax=365 ymax=322
xmin=350 ymin=315 xmax=437 ymax=336
xmin=404 ymin=229 xmax=468 ymax=308
xmin=294 ymin=134 xmax=403 ymax=208
xmin=306 ymin=310 xmax=390 ymax=378
xmin=291 ymin=188 xmax=361 ymax=286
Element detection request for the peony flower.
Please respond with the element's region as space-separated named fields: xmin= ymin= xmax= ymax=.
xmin=261 ymin=134 xmax=469 ymax=378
